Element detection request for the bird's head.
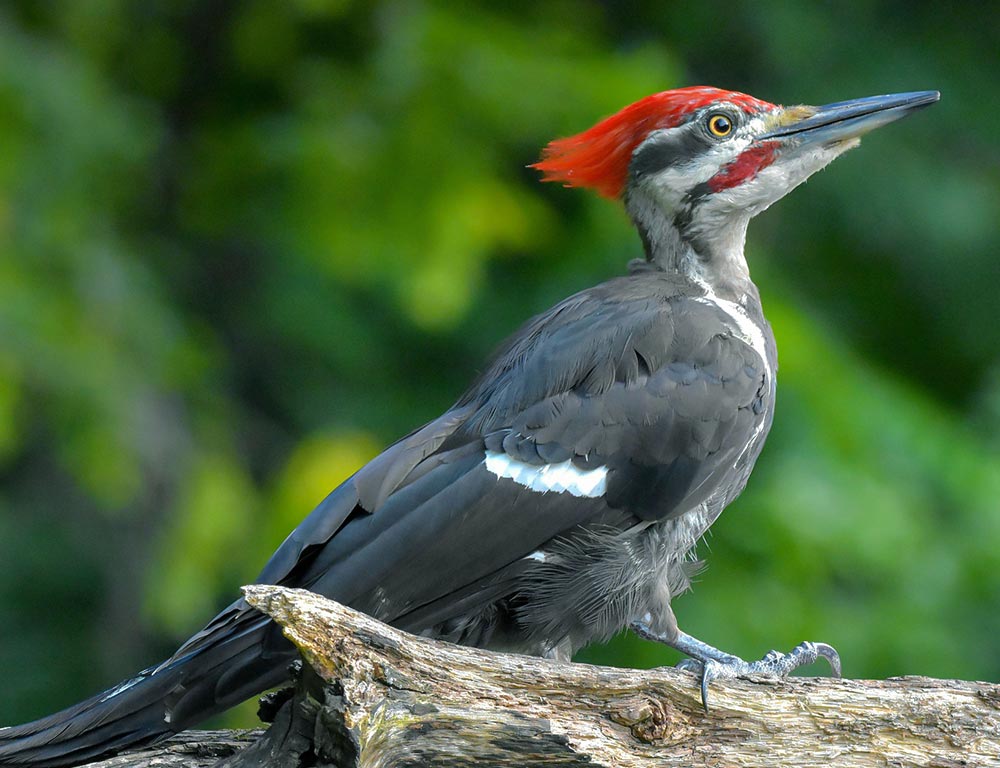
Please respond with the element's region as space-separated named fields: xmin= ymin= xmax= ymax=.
xmin=534 ymin=86 xmax=938 ymax=290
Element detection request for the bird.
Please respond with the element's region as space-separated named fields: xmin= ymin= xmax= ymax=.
xmin=0 ymin=85 xmax=938 ymax=767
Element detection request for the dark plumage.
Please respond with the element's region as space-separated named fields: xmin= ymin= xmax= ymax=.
xmin=0 ymin=85 xmax=937 ymax=766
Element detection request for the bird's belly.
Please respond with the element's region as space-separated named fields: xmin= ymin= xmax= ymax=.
xmin=495 ymin=503 xmax=714 ymax=655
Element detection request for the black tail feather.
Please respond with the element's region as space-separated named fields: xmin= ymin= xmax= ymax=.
xmin=0 ymin=669 xmax=183 ymax=767
xmin=0 ymin=610 xmax=290 ymax=767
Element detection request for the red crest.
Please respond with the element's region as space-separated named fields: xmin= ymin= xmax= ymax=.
xmin=532 ymin=87 xmax=776 ymax=199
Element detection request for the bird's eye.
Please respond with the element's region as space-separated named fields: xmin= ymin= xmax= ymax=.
xmin=707 ymin=114 xmax=734 ymax=137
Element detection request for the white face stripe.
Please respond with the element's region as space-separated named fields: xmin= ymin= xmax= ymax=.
xmin=484 ymin=450 xmax=608 ymax=498
xmin=636 ymin=111 xmax=773 ymax=213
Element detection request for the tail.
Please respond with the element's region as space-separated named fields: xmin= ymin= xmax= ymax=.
xmin=0 ymin=603 xmax=293 ymax=767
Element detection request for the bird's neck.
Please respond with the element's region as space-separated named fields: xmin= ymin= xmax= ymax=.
xmin=625 ymin=189 xmax=756 ymax=304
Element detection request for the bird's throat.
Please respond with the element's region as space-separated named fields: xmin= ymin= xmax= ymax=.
xmin=626 ymin=188 xmax=754 ymax=302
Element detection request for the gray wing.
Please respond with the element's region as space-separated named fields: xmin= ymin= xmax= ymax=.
xmin=463 ymin=277 xmax=771 ymax=519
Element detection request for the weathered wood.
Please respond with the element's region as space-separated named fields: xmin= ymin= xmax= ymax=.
xmin=239 ymin=586 xmax=1000 ymax=767
xmin=76 ymin=585 xmax=1000 ymax=766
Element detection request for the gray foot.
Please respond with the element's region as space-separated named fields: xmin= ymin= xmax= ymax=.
xmin=630 ymin=618 xmax=841 ymax=711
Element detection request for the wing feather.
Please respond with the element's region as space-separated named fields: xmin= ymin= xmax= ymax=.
xmin=251 ymin=272 xmax=770 ymax=643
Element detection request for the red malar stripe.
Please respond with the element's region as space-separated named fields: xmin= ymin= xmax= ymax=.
xmin=707 ymin=141 xmax=780 ymax=193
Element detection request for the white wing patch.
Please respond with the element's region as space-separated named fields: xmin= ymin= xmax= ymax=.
xmin=484 ymin=451 xmax=608 ymax=498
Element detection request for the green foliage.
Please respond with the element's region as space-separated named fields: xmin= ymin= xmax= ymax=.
xmin=0 ymin=0 xmax=997 ymax=728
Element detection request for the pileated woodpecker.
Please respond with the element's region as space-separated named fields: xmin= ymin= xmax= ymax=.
xmin=0 ymin=86 xmax=937 ymax=766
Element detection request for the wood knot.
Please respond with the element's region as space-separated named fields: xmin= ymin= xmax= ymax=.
xmin=607 ymin=695 xmax=693 ymax=744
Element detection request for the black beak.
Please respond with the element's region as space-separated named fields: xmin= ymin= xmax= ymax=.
xmin=759 ymin=90 xmax=940 ymax=144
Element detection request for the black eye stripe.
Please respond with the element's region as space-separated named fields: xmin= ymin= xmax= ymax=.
xmin=627 ymin=108 xmax=746 ymax=184
xmin=629 ymin=128 xmax=710 ymax=181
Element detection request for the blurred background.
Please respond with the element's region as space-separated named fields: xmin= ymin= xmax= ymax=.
xmin=1 ymin=0 xmax=998 ymax=729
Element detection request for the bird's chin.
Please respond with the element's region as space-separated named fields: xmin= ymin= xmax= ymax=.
xmin=709 ymin=141 xmax=850 ymax=221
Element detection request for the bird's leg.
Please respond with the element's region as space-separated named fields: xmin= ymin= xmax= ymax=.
xmin=630 ymin=615 xmax=841 ymax=711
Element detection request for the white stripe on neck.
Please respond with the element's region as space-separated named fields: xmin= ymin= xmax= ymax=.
xmin=690 ymin=278 xmax=772 ymax=468
xmin=690 ymin=278 xmax=772 ymax=385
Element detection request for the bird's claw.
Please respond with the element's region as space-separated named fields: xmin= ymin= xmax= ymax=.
xmin=680 ymin=640 xmax=842 ymax=711
xmin=630 ymin=621 xmax=841 ymax=711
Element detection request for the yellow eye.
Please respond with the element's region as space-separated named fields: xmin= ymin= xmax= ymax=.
xmin=708 ymin=113 xmax=734 ymax=137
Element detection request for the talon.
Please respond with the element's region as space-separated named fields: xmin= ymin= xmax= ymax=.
xmin=700 ymin=659 xmax=721 ymax=711
xmin=811 ymin=641 xmax=842 ymax=678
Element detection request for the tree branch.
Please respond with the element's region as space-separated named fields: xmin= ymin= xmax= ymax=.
xmin=81 ymin=586 xmax=1000 ymax=767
